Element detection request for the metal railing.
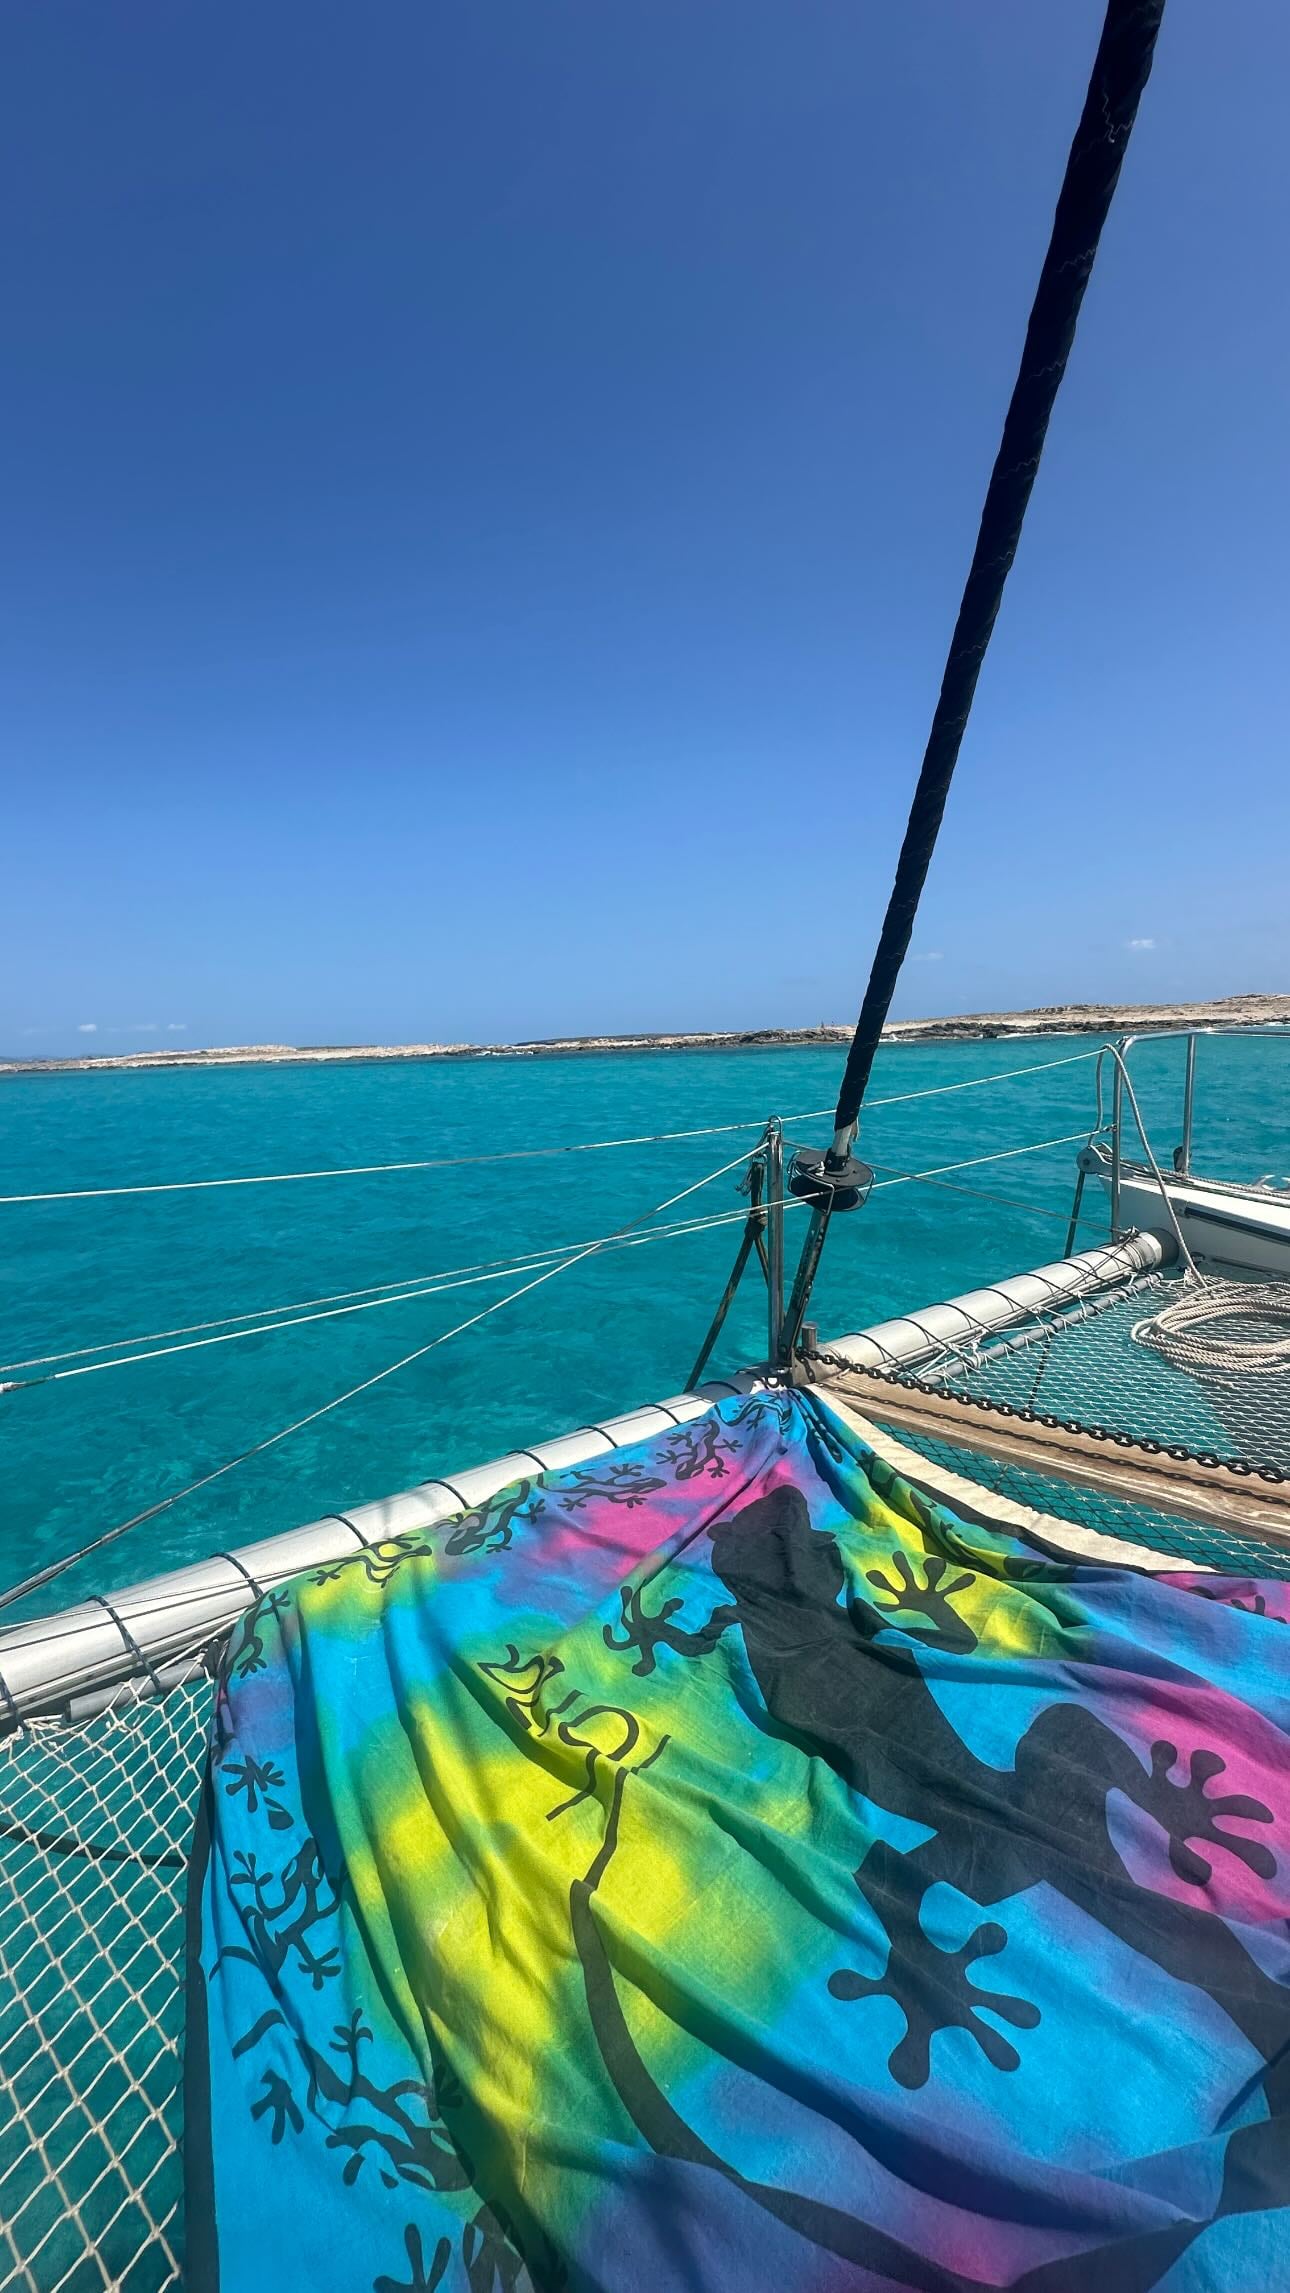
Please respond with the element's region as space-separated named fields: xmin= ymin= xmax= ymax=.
xmin=1096 ymin=1026 xmax=1289 ymax=1238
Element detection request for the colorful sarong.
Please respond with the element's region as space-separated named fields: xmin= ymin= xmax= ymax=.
xmin=186 ymin=1389 xmax=1290 ymax=2289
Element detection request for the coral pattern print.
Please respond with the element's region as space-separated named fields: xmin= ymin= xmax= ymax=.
xmin=186 ymin=1392 xmax=1290 ymax=2291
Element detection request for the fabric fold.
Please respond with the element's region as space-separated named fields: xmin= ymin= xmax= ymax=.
xmin=186 ymin=1390 xmax=1290 ymax=2291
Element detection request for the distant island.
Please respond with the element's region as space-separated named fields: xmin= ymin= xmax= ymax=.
xmin=4 ymin=994 xmax=1286 ymax=1078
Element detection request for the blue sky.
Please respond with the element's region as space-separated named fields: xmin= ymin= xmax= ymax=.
xmin=3 ymin=1 xmax=1287 ymax=1054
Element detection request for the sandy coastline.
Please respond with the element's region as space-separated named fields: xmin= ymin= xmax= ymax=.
xmin=3 ymin=995 xmax=1286 ymax=1079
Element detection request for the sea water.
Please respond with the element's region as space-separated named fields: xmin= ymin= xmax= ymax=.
xmin=1 ymin=1033 xmax=1284 ymax=1617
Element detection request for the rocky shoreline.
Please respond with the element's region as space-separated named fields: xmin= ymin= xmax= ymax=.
xmin=3 ymin=995 xmax=1285 ymax=1078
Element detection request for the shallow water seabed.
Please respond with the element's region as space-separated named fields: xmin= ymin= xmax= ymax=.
xmin=0 ymin=1032 xmax=1282 ymax=1615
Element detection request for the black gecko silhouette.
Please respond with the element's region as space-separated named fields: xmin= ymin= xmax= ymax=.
xmin=703 ymin=1486 xmax=1281 ymax=2091
xmin=574 ymin=1481 xmax=1290 ymax=2289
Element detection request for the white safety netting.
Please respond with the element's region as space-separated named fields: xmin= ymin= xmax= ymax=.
xmin=0 ymin=1666 xmax=215 ymax=2293
xmin=3 ymin=1291 xmax=1289 ymax=2293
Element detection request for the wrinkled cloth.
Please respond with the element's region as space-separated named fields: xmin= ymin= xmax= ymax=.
xmin=186 ymin=1389 xmax=1290 ymax=2291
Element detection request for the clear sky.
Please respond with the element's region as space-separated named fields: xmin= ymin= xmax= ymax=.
xmin=3 ymin=1 xmax=1287 ymax=1055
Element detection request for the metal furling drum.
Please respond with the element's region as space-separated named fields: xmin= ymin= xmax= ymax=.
xmin=788 ymin=1147 xmax=874 ymax=1214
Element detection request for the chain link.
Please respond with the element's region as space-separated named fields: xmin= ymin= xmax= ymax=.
xmin=806 ymin=1347 xmax=1288 ymax=1486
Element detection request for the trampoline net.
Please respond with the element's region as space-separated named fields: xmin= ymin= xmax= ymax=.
xmin=4 ymin=1279 xmax=1290 ymax=2293
xmin=0 ymin=1668 xmax=215 ymax=2293
xmin=906 ymin=1273 xmax=1290 ymax=1483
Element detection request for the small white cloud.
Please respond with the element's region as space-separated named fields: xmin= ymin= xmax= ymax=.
xmin=1127 ymin=937 xmax=1156 ymax=951
xmin=77 ymin=1021 xmax=98 ymax=1034
xmin=166 ymin=1021 xmax=187 ymax=1032
xmin=910 ymin=950 xmax=944 ymax=963
xmin=132 ymin=1022 xmax=159 ymax=1033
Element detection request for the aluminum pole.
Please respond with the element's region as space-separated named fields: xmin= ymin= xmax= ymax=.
xmin=765 ymin=1122 xmax=785 ymax=1364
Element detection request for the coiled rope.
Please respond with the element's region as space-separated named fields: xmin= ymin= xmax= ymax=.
xmin=1133 ymin=1283 xmax=1290 ymax=1379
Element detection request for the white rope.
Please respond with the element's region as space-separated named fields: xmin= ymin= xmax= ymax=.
xmin=870 ymin=1130 xmax=1091 ymax=1191
xmin=1 ymin=1127 xmax=1096 ymax=1390
xmin=0 ymin=1143 xmax=761 ymax=1612
xmin=0 ymin=1123 xmax=777 ymax=1206
xmin=3 ymin=1196 xmax=812 ymax=1388
xmin=0 ymin=1047 xmax=1103 ymax=1207
xmin=853 ymin=1046 xmax=1103 ymax=1118
xmin=0 ymin=1216 xmax=751 ymax=1374
xmin=1133 ymin=1281 xmax=1290 ymax=1377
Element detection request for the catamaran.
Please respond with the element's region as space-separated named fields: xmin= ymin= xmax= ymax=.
xmin=3 ymin=4 xmax=1288 ymax=2287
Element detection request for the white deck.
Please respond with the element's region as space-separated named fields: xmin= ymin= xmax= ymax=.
xmin=1113 ymin=1163 xmax=1290 ymax=1280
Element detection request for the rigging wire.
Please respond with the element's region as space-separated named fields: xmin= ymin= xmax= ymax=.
xmin=852 ymin=1046 xmax=1104 ymax=1116
xmin=870 ymin=1132 xmax=1091 ymax=1194
xmin=0 ymin=1126 xmax=1112 ymax=1613
xmin=0 ymin=1046 xmax=1104 ymax=1208
xmin=0 ymin=1123 xmax=769 ymax=1206
xmin=1 ymin=1131 xmax=1097 ymax=1393
xmin=0 ymin=1194 xmax=807 ymax=1390
xmin=868 ymin=1163 xmax=1103 ymax=1230
xmin=0 ymin=1209 xmax=1132 ymax=1657
xmin=0 ymin=1142 xmax=761 ymax=1614
xmin=0 ymin=1216 xmax=743 ymax=1375
xmin=1095 ymin=1040 xmax=1199 ymax=1277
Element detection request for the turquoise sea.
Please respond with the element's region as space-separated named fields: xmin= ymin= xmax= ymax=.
xmin=1 ymin=1033 xmax=1284 ymax=1620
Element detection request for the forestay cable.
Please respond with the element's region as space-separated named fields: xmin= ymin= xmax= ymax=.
xmin=829 ymin=0 xmax=1165 ymax=1143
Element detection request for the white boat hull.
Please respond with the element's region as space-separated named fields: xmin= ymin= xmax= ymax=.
xmin=1098 ymin=1157 xmax=1290 ymax=1281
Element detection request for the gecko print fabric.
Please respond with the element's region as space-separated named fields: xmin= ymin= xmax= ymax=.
xmin=186 ymin=1390 xmax=1290 ymax=2292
